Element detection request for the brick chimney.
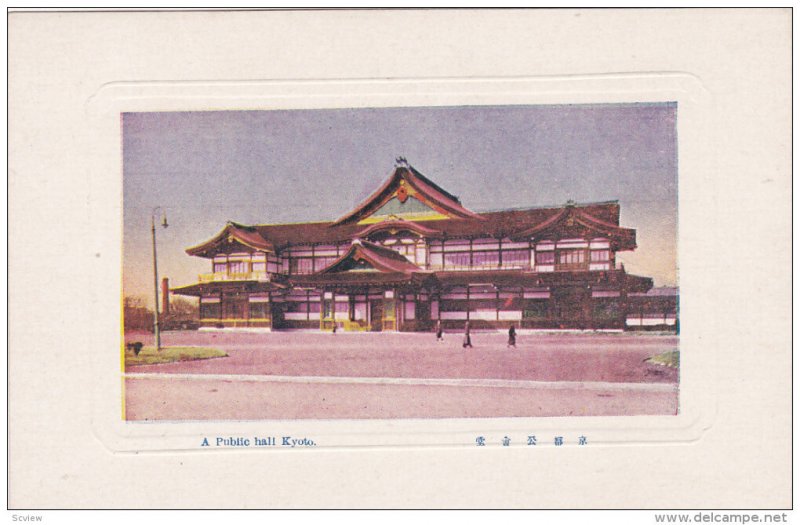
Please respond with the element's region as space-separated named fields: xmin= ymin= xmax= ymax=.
xmin=161 ymin=277 xmax=170 ymax=315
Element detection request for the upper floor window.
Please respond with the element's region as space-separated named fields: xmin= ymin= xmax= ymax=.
xmin=444 ymin=252 xmax=470 ymax=268
xmin=382 ymin=241 xmax=423 ymax=265
xmin=290 ymin=257 xmax=314 ymax=275
xmin=559 ymin=250 xmax=585 ymax=265
xmin=389 ymin=243 xmax=415 ymax=257
xmin=535 ymin=251 xmax=555 ymax=265
xmin=229 ymin=260 xmax=248 ymax=274
xmin=502 ymin=249 xmax=529 ymax=268
xmin=472 ymin=251 xmax=499 ymax=267
xmin=556 ymin=249 xmax=586 ymax=271
xmin=315 ymin=257 xmax=338 ymax=271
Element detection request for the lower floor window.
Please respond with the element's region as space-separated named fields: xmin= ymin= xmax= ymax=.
xmin=439 ymin=299 xmax=467 ymax=312
xmin=200 ymin=303 xmax=220 ymax=319
xmin=523 ymin=300 xmax=548 ymax=319
xmin=286 ymin=301 xmax=307 ymax=313
xmin=592 ymin=299 xmax=621 ymax=320
xmin=250 ymin=303 xmax=270 ymax=318
xmin=222 ymin=301 xmax=246 ymax=319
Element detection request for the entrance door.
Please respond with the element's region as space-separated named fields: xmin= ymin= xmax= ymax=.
xmin=553 ymin=286 xmax=590 ymax=328
xmin=223 ymin=297 xmax=247 ymax=320
xmin=370 ymin=300 xmax=383 ymax=332
xmin=416 ymin=300 xmax=431 ymax=330
xmin=270 ymin=302 xmax=286 ymax=329
xmin=221 ymin=296 xmax=248 ymax=327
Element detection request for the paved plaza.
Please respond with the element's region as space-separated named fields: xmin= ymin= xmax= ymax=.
xmin=123 ymin=330 xmax=679 ymax=420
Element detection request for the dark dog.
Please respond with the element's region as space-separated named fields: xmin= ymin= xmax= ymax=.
xmin=126 ymin=342 xmax=144 ymax=356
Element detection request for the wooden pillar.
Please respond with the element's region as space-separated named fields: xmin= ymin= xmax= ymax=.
xmin=320 ymin=290 xmax=326 ymax=329
xmin=366 ymin=287 xmax=371 ymax=327
xmin=349 ymin=294 xmax=356 ymax=322
xmin=528 ymin=239 xmax=533 ymax=270
xmin=620 ymin=271 xmax=629 ymax=330
xmin=466 ymin=285 xmax=470 ymax=322
xmin=265 ymin=290 xmax=271 ymax=330
xmin=496 ymin=287 xmax=500 ymax=322
xmin=498 ymin=237 xmax=503 ymax=269
xmin=397 ymin=292 xmax=403 ymax=328
xmin=332 ymin=291 xmax=336 ymax=329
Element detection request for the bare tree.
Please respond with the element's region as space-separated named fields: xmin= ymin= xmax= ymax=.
xmin=124 ymin=296 xmax=153 ymax=332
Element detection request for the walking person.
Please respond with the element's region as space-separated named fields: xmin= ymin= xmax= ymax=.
xmin=435 ymin=319 xmax=444 ymax=342
xmin=507 ymin=324 xmax=517 ymax=349
xmin=462 ymin=320 xmax=473 ymax=348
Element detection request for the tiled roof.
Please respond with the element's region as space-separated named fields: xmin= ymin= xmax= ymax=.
xmin=184 ymin=165 xmax=635 ymax=255
xmin=510 ymin=204 xmax=636 ymax=249
xmin=186 ymin=221 xmax=275 ymax=257
xmin=249 ymin=202 xmax=626 ymax=249
xmin=322 ymin=240 xmax=426 ymax=275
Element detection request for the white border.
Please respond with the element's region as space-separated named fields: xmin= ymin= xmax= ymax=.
xmin=86 ymin=75 xmax=713 ymax=453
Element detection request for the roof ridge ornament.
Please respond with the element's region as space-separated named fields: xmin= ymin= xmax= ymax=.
xmin=395 ymin=156 xmax=409 ymax=168
xmin=565 ymin=199 xmax=577 ymax=207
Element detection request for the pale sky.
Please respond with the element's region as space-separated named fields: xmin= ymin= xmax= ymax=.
xmin=123 ymin=103 xmax=678 ymax=306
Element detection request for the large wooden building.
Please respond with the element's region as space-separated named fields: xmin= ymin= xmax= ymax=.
xmin=172 ymin=161 xmax=660 ymax=331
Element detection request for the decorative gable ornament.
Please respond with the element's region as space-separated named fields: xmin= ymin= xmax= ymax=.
xmin=397 ymin=182 xmax=409 ymax=203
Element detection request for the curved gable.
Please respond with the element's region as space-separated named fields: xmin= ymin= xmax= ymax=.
xmin=332 ymin=163 xmax=484 ymax=225
xmin=512 ymin=205 xmax=637 ymax=250
xmin=321 ymin=240 xmax=422 ymax=275
xmin=185 ymin=222 xmax=274 ymax=258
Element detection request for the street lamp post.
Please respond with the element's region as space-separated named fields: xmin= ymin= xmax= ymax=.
xmin=151 ymin=207 xmax=168 ymax=351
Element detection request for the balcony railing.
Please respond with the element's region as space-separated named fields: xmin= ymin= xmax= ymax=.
xmin=198 ymin=271 xmax=271 ymax=283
